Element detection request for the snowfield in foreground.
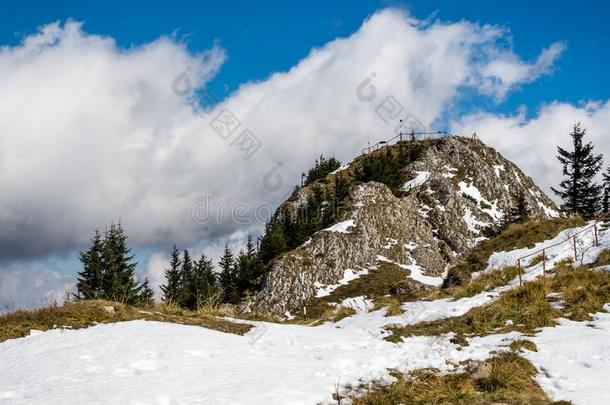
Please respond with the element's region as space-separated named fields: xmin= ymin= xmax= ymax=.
xmin=0 ymin=318 xmax=517 ymax=405
xmin=524 ymin=303 xmax=610 ymax=404
xmin=1 ymin=222 xmax=610 ymax=404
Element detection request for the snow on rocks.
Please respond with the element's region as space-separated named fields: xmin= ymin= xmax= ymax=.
xmin=323 ymin=219 xmax=355 ymax=234
xmin=402 ymin=171 xmax=430 ymax=192
xmin=376 ymin=255 xmax=443 ymax=287
xmin=537 ymin=201 xmax=560 ymax=218
xmin=522 ymin=304 xmax=610 ymax=405
xmin=314 ymin=267 xmax=369 ymax=298
xmin=340 ymin=296 xmax=374 ymax=313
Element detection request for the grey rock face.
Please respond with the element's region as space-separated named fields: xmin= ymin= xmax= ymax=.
xmin=254 ymin=137 xmax=558 ymax=315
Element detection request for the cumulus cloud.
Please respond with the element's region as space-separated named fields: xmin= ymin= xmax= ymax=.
xmin=0 ymin=9 xmax=567 ymax=306
xmin=476 ymin=41 xmax=566 ymax=100
xmin=452 ymin=100 xmax=610 ymax=199
xmin=0 ymin=264 xmax=74 ymax=311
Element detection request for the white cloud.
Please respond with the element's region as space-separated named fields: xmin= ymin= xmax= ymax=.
xmin=476 ymin=42 xmax=565 ymax=100
xmin=0 ymin=10 xmax=567 ymax=307
xmin=452 ymin=100 xmax=610 ymax=200
xmin=0 ymin=264 xmax=74 ymax=312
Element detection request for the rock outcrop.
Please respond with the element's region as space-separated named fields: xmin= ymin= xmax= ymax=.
xmin=254 ymin=136 xmax=559 ymax=315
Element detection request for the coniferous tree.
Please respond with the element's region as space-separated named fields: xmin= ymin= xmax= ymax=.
xmin=191 ymin=253 xmax=217 ymax=309
xmin=160 ymin=245 xmax=182 ymax=305
xmin=218 ymin=244 xmax=238 ymax=303
xmin=552 ymin=123 xmax=603 ymax=218
xmin=77 ymin=222 xmax=150 ymax=306
xmin=76 ymin=229 xmax=104 ymax=299
xmin=258 ymin=222 xmax=287 ymax=264
xmin=137 ymin=278 xmax=156 ymax=307
xmin=508 ymin=192 xmax=531 ymax=224
xmin=179 ymin=249 xmax=194 ymax=309
xmin=101 ymin=223 xmax=141 ymax=304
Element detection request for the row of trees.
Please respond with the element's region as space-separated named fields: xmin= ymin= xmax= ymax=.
xmin=553 ymin=123 xmax=610 ymax=218
xmin=160 ymin=236 xmax=260 ymax=309
xmin=76 ymin=223 xmax=154 ymax=306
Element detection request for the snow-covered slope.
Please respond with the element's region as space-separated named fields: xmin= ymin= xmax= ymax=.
xmin=1 ymin=222 xmax=610 ymax=404
xmin=0 ymin=319 xmax=517 ymax=405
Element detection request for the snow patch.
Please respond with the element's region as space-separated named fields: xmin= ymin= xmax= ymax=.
xmin=538 ymin=201 xmax=560 ymax=218
xmin=315 ymin=267 xmax=369 ymax=298
xmin=329 ymin=163 xmax=350 ymax=175
xmin=377 ymin=256 xmax=443 ymax=287
xmin=324 ymin=219 xmax=355 ymax=234
xmin=402 ymin=171 xmax=430 ymax=192
xmin=523 ymin=305 xmax=610 ymax=405
xmin=493 ymin=164 xmax=505 ymax=177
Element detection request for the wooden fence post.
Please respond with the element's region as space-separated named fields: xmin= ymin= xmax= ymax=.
xmin=542 ymin=249 xmax=546 ymax=280
xmin=517 ymin=259 xmax=522 ymax=287
xmin=573 ymin=236 xmax=578 ymax=262
xmin=594 ymin=225 xmax=599 ymax=246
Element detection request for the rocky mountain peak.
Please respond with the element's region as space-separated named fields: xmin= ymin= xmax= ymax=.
xmin=253 ymin=136 xmax=559 ymax=316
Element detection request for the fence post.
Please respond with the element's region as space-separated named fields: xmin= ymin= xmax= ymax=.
xmin=594 ymin=225 xmax=599 ymax=246
xmin=573 ymin=236 xmax=578 ymax=262
xmin=542 ymin=249 xmax=546 ymax=280
xmin=517 ymin=259 xmax=522 ymax=287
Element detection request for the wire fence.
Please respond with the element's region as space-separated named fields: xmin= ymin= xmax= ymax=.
xmin=515 ymin=211 xmax=610 ymax=285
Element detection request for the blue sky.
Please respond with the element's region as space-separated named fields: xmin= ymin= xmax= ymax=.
xmin=3 ymin=0 xmax=608 ymax=116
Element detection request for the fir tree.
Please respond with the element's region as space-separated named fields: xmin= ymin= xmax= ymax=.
xmin=552 ymin=123 xmax=603 ymax=218
xmin=258 ymin=222 xmax=287 ymax=264
xmin=160 ymin=245 xmax=182 ymax=305
xmin=76 ymin=229 xmax=104 ymax=299
xmin=101 ymin=223 xmax=140 ymax=304
xmin=218 ymin=244 xmax=238 ymax=304
xmin=179 ymin=249 xmax=194 ymax=309
xmin=136 ymin=278 xmax=156 ymax=307
xmin=191 ymin=253 xmax=217 ymax=309
xmin=508 ymin=192 xmax=531 ymax=224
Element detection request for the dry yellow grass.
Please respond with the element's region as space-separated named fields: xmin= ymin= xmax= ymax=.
xmin=0 ymin=299 xmax=251 ymax=343
xmin=349 ymin=352 xmax=554 ymax=405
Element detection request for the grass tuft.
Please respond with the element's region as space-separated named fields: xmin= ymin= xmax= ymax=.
xmin=350 ymin=352 xmax=551 ymax=404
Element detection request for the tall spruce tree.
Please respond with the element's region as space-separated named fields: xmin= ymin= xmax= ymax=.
xmin=235 ymin=235 xmax=259 ymax=294
xmin=160 ymin=245 xmax=182 ymax=305
xmin=76 ymin=229 xmax=104 ymax=299
xmin=191 ymin=253 xmax=217 ymax=310
xmin=218 ymin=244 xmax=238 ymax=303
xmin=101 ymin=223 xmax=141 ymax=304
xmin=179 ymin=249 xmax=194 ymax=309
xmin=552 ymin=123 xmax=603 ymax=218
